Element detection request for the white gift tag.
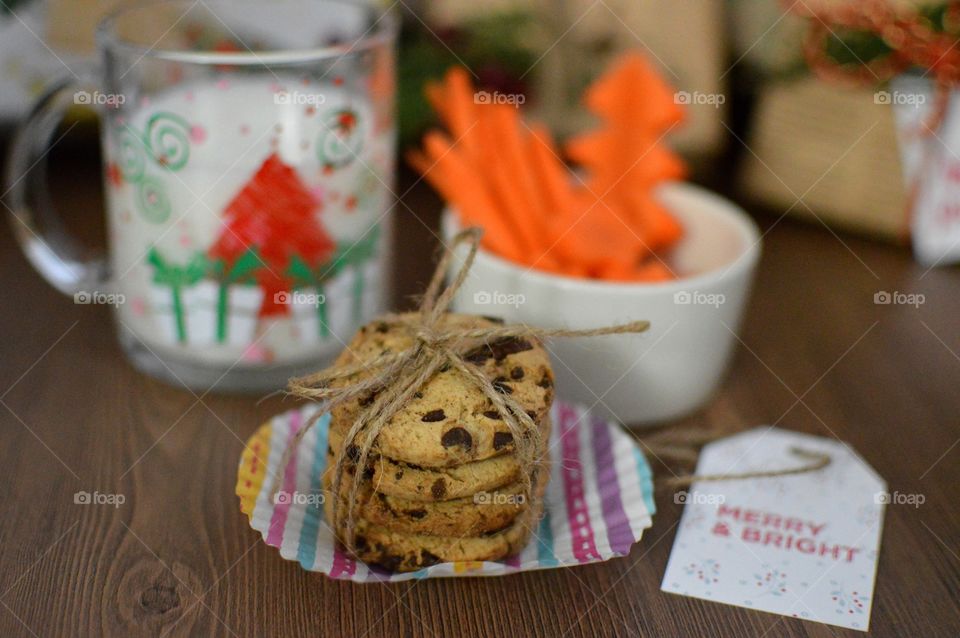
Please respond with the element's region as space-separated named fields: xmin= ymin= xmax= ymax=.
xmin=661 ymin=427 xmax=886 ymax=632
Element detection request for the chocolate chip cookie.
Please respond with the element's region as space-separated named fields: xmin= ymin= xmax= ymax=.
xmin=328 ymin=313 xmax=555 ymax=468
xmin=323 ymin=467 xmax=529 ymax=536
xmin=323 ymin=467 xmax=549 ymax=572
xmin=327 ymin=414 xmax=552 ymax=502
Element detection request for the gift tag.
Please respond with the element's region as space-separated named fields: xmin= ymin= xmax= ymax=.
xmin=661 ymin=427 xmax=886 ymax=631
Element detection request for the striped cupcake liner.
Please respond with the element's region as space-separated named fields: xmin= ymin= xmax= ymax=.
xmin=237 ymin=399 xmax=656 ymax=581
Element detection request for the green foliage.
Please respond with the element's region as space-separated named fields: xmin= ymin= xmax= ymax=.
xmin=824 ymin=29 xmax=893 ymax=65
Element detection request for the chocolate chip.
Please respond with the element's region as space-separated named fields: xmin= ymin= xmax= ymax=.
xmin=375 ymin=322 xmax=390 ymax=333
xmin=362 ymin=467 xmax=374 ymax=480
xmin=493 ymin=432 xmax=514 ymax=450
xmin=510 ymin=366 xmax=525 ymax=380
xmin=421 ymin=409 xmax=446 ymax=422
xmin=464 ymin=351 xmax=490 ymax=365
xmin=526 ymin=410 xmax=537 ymax=421
xmin=537 ymin=372 xmax=553 ymax=389
xmin=463 ymin=337 xmax=533 ymax=365
xmin=440 ymin=427 xmax=472 ymax=450
xmin=346 ymin=445 xmax=360 ymax=462
xmin=378 ymin=554 xmax=404 ymax=571
xmin=355 ymin=535 xmax=368 ymax=550
xmin=438 ymin=363 xmax=450 ymax=373
xmin=358 ymin=391 xmax=378 ymax=407
xmin=431 ymin=478 xmax=447 ymax=499
xmin=394 ymin=470 xmax=404 ymax=480
xmin=492 ymin=377 xmax=513 ymax=394
xmin=405 ymin=509 xmax=427 ymax=520
xmin=482 ymin=410 xmax=501 ymax=420
xmin=414 ymin=391 xmax=424 ymax=399
xmin=419 ymin=550 xmax=442 ymax=567
xmin=491 ymin=337 xmax=533 ymax=361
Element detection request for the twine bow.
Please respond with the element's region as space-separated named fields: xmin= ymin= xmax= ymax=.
xmin=275 ymin=228 xmax=650 ymax=551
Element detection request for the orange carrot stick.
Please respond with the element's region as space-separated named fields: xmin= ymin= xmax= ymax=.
xmin=488 ymin=105 xmax=550 ymax=253
xmin=420 ymin=131 xmax=526 ymax=261
xmin=526 ymin=124 xmax=574 ymax=222
xmin=441 ymin=67 xmax=481 ymax=159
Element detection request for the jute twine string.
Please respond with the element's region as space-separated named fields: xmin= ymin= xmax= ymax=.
xmin=276 ymin=228 xmax=650 ymax=552
xmin=639 ymin=427 xmax=832 ymax=489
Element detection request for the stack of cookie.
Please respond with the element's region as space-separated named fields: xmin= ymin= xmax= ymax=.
xmin=322 ymin=313 xmax=555 ymax=572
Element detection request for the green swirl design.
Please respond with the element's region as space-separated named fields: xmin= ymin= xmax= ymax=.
xmin=117 ymin=129 xmax=145 ymax=181
xmin=317 ymin=109 xmax=364 ymax=170
xmin=137 ymin=174 xmax=172 ymax=224
xmin=145 ymin=112 xmax=191 ymax=171
xmin=110 ymin=110 xmax=192 ymax=225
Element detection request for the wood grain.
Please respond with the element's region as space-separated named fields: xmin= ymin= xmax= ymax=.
xmin=0 ymin=142 xmax=958 ymax=637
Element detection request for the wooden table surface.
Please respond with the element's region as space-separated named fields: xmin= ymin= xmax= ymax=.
xmin=1 ymin=143 xmax=959 ymax=637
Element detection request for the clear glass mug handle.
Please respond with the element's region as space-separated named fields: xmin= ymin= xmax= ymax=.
xmin=4 ymin=71 xmax=109 ymax=294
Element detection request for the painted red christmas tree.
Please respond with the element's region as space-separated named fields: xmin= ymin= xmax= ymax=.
xmin=208 ymin=153 xmax=335 ymax=316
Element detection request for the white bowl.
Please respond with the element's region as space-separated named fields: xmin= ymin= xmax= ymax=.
xmin=442 ymin=182 xmax=761 ymax=425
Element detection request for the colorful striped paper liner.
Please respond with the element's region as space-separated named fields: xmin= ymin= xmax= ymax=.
xmin=237 ymin=399 xmax=656 ymax=581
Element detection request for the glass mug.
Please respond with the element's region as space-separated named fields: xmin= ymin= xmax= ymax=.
xmin=5 ymin=0 xmax=397 ymax=391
